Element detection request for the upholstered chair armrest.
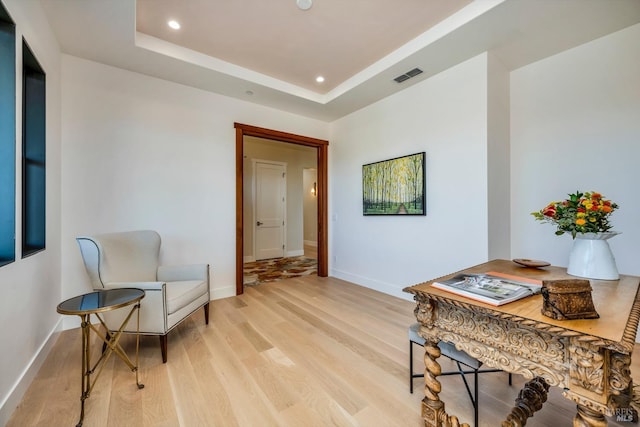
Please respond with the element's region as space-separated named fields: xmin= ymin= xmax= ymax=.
xmin=101 ymin=281 xmax=168 ymax=334
xmin=157 ymin=264 xmax=209 ymax=282
xmin=102 ymin=281 xmax=166 ymax=291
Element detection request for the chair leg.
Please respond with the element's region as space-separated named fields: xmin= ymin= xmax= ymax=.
xmin=159 ymin=335 xmax=168 ymax=363
xmin=417 ymin=350 xmax=510 ymax=427
xmin=455 ymin=362 xmax=475 ymax=406
xmin=408 ymin=340 xmax=426 ymax=393
xmin=409 ymin=340 xmax=414 ymax=394
xmin=204 ymin=302 xmax=210 ymax=325
xmin=474 ymin=369 xmax=479 ymax=427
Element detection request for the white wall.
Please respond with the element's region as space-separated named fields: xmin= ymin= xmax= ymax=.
xmin=60 ymin=55 xmax=329 ymax=310
xmin=511 ymin=23 xmax=640 ymax=276
xmin=242 ymin=137 xmax=316 ymax=259
xmin=328 ymin=24 xmax=640 ymax=301
xmin=487 ymin=53 xmax=511 ymax=260
xmin=329 ymin=54 xmax=491 ymax=300
xmin=0 ymin=1 xmax=62 ymax=424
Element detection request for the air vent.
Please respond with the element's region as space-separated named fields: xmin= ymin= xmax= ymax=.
xmin=393 ymin=67 xmax=423 ymax=83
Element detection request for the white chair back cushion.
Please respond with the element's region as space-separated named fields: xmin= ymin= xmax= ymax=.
xmin=77 ymin=230 xmax=161 ymax=287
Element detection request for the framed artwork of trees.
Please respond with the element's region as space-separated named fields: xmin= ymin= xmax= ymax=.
xmin=362 ymin=152 xmax=425 ymax=216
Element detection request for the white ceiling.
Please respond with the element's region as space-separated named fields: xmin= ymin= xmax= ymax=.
xmin=40 ymin=0 xmax=640 ymax=122
xmin=136 ymin=0 xmax=473 ymax=94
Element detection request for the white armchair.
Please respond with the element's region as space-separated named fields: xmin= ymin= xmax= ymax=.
xmin=76 ymin=230 xmax=210 ymax=363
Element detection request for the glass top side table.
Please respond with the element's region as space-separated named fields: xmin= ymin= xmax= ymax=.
xmin=57 ymin=288 xmax=145 ymax=427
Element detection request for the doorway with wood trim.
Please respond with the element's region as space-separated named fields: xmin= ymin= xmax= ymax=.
xmin=235 ymin=123 xmax=328 ymax=295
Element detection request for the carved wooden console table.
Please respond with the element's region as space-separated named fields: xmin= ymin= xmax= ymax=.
xmin=403 ymin=259 xmax=640 ymax=427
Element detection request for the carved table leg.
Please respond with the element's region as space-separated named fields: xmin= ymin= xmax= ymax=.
xmin=502 ymin=377 xmax=550 ymax=427
xmin=573 ymin=405 xmax=607 ymax=427
xmin=422 ymin=339 xmax=468 ymax=427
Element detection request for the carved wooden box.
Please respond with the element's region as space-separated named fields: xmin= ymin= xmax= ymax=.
xmin=541 ymin=279 xmax=599 ymax=320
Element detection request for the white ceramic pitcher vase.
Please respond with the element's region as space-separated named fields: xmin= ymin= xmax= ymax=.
xmin=567 ymin=232 xmax=620 ymax=280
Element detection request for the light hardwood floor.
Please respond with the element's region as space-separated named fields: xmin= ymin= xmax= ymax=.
xmin=8 ymin=275 xmax=640 ymax=426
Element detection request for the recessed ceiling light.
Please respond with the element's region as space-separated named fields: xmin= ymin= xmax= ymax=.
xmin=296 ymin=0 xmax=313 ymax=11
xmin=168 ymin=20 xmax=181 ymax=30
xmin=315 ymin=76 xmax=325 ymax=83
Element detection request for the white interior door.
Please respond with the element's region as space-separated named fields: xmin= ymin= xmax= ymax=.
xmin=255 ymin=161 xmax=286 ymax=260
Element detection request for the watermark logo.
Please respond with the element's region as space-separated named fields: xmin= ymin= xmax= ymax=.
xmin=615 ymin=408 xmax=636 ymax=422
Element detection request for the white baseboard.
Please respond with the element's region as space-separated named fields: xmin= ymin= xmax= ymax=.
xmin=0 ymin=318 xmax=63 ymax=426
xmin=212 ymin=284 xmax=236 ymax=300
xmin=330 ymin=268 xmax=414 ymax=302
xmin=286 ymin=249 xmax=304 ymax=257
xmin=303 ymin=240 xmax=318 ymax=247
xmin=243 ymin=255 xmax=255 ymax=263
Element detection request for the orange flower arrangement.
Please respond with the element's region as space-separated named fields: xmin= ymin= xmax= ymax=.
xmin=531 ymin=191 xmax=618 ymax=238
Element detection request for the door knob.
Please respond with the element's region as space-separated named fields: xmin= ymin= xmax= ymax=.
xmin=257 ymin=221 xmax=263 ymax=226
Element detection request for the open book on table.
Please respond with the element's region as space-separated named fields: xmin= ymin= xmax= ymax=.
xmin=430 ymin=271 xmax=543 ymax=306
